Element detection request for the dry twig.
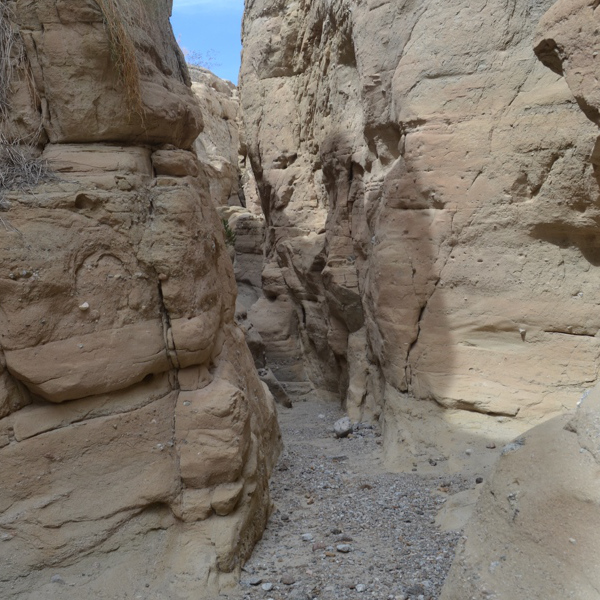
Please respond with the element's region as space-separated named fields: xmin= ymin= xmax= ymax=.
xmin=0 ymin=2 xmax=24 ymax=119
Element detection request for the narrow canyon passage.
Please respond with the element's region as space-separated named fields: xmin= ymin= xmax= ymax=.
xmin=3 ymin=1 xmax=600 ymax=597
xmin=222 ymin=392 xmax=474 ymax=600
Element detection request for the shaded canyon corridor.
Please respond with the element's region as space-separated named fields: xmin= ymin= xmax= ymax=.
xmin=0 ymin=1 xmax=599 ymax=599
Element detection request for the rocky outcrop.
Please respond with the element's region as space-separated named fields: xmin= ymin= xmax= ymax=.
xmin=0 ymin=1 xmax=280 ymax=597
xmin=240 ymin=0 xmax=600 ymax=450
xmin=440 ymin=388 xmax=600 ymax=600
xmin=439 ymin=3 xmax=600 ymax=597
xmin=190 ymin=65 xmax=242 ymax=208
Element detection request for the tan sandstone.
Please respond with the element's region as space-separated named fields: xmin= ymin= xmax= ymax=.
xmin=440 ymin=2 xmax=600 ymax=596
xmin=440 ymin=387 xmax=600 ymax=600
xmin=240 ymin=0 xmax=600 ymax=462
xmin=0 ymin=1 xmax=280 ymax=598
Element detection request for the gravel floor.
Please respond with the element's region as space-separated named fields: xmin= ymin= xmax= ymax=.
xmin=223 ymin=394 xmax=467 ymax=600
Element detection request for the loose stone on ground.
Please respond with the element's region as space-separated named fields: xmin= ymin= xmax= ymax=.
xmin=225 ymin=393 xmax=468 ymax=600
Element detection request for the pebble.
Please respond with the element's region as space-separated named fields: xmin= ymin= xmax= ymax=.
xmin=261 ymin=583 xmax=273 ymax=591
xmin=406 ymin=584 xmax=425 ymax=597
xmin=333 ymin=416 xmax=354 ymax=438
xmin=224 ymin=397 xmax=463 ymax=600
xmin=50 ymin=575 xmax=65 ymax=585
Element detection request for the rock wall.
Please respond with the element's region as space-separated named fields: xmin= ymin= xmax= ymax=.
xmin=440 ymin=387 xmax=600 ymax=600
xmin=0 ymin=1 xmax=280 ymax=598
xmin=240 ymin=0 xmax=600 ymax=448
xmin=440 ymin=2 xmax=600 ymax=597
xmin=190 ymin=65 xmax=243 ymax=208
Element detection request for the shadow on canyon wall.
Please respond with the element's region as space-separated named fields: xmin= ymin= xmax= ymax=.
xmin=241 ymin=0 xmax=600 ymax=471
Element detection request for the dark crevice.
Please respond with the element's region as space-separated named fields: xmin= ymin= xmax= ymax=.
xmin=406 ymin=300 xmax=427 ymax=366
xmin=543 ymin=329 xmax=598 ymax=338
xmin=157 ymin=281 xmax=180 ymax=369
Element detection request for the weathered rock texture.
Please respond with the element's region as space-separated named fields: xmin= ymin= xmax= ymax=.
xmin=0 ymin=1 xmax=279 ymax=598
xmin=440 ymin=388 xmax=600 ymax=600
xmin=190 ymin=65 xmax=243 ymax=208
xmin=440 ymin=3 xmax=600 ymax=597
xmin=240 ymin=0 xmax=600 ymax=449
xmin=188 ymin=66 xmax=293 ymax=407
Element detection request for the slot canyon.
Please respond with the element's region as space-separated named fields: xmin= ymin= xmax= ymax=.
xmin=0 ymin=0 xmax=599 ymax=598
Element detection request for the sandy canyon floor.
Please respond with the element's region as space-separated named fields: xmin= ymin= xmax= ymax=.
xmin=221 ymin=391 xmax=491 ymax=600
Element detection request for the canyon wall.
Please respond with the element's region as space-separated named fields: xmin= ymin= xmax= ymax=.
xmin=0 ymin=1 xmax=279 ymax=598
xmin=240 ymin=0 xmax=600 ymax=453
xmin=188 ymin=66 xmax=287 ymax=402
xmin=440 ymin=2 xmax=600 ymax=597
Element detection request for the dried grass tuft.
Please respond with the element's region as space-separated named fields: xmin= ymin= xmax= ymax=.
xmin=0 ymin=129 xmax=48 ymax=193
xmin=95 ymin=0 xmax=147 ymax=117
xmin=0 ymin=2 xmax=24 ymax=120
xmin=0 ymin=4 xmax=50 ymax=204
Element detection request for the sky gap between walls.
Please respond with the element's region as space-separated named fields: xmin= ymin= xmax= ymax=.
xmin=170 ymin=0 xmax=244 ymax=84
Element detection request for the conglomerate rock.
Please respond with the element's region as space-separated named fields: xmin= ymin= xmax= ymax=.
xmin=240 ymin=0 xmax=600 ymax=455
xmin=0 ymin=1 xmax=280 ymax=598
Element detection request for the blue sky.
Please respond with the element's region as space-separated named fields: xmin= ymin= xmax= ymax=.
xmin=170 ymin=0 xmax=245 ymax=84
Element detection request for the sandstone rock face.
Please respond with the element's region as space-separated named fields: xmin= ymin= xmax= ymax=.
xmin=5 ymin=0 xmax=200 ymax=147
xmin=439 ymin=4 xmax=600 ymax=598
xmin=240 ymin=0 xmax=600 ymax=442
xmin=439 ymin=388 xmax=600 ymax=600
xmin=0 ymin=2 xmax=280 ymax=598
xmin=190 ymin=66 xmax=242 ymax=207
xmin=189 ymin=68 xmax=295 ymax=405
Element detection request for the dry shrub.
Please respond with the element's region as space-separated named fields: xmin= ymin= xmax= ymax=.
xmin=95 ymin=0 xmax=147 ymax=116
xmin=0 ymin=129 xmax=48 ymax=192
xmin=0 ymin=2 xmax=24 ymax=120
xmin=0 ymin=3 xmax=49 ymax=203
xmin=0 ymin=124 xmax=51 ymax=234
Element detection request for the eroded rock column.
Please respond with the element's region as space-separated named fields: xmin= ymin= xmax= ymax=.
xmin=0 ymin=1 xmax=280 ymax=597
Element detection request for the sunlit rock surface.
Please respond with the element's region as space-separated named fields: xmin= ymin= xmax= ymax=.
xmin=0 ymin=2 xmax=280 ymax=597
xmin=240 ymin=0 xmax=600 ymax=447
